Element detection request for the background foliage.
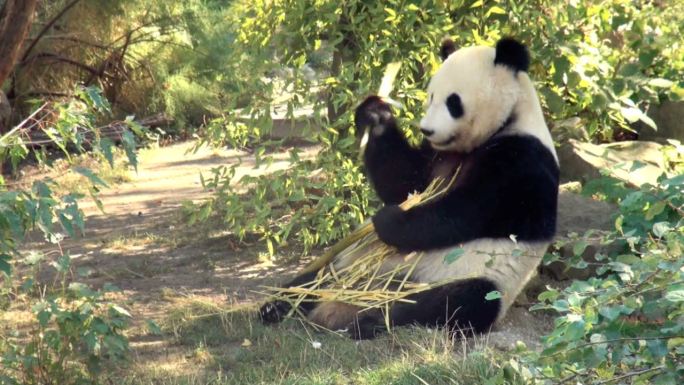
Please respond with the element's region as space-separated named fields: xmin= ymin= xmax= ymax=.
xmin=189 ymin=0 xmax=683 ymax=254
xmin=1 ymin=0 xmax=683 ymax=383
xmin=187 ymin=1 xmax=684 ymax=382
xmin=0 ymin=88 xmax=139 ymax=384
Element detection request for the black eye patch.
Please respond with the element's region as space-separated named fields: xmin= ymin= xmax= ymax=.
xmin=446 ymin=93 xmax=464 ymax=118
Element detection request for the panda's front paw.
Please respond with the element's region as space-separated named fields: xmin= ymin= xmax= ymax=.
xmin=347 ymin=313 xmax=385 ymax=340
xmin=259 ymin=300 xmax=291 ymax=324
xmin=372 ymin=205 xmax=407 ymax=248
xmin=355 ymin=96 xmax=396 ymax=137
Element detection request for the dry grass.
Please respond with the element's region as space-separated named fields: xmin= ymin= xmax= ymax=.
xmin=263 ymin=175 xmax=460 ymax=329
xmin=116 ymin=297 xmax=514 ymax=385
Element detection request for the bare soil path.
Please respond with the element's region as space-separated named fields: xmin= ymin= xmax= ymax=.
xmin=18 ymin=142 xmax=319 ymax=362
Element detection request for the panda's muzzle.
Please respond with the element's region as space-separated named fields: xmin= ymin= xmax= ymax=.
xmin=430 ymin=135 xmax=457 ymax=147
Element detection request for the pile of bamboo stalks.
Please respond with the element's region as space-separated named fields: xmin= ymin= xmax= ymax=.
xmin=262 ymin=174 xmax=459 ymax=325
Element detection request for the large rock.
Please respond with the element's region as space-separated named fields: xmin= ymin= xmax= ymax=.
xmin=269 ymin=105 xmax=319 ymax=140
xmin=558 ymin=139 xmax=667 ymax=187
xmin=638 ymin=100 xmax=684 ymax=142
xmin=556 ymin=190 xmax=616 ymax=234
xmin=236 ymin=104 xmax=321 ymax=141
xmin=540 ymin=190 xmax=621 ymax=281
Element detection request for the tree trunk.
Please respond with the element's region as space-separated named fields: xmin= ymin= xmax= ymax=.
xmin=0 ymin=0 xmax=39 ymax=88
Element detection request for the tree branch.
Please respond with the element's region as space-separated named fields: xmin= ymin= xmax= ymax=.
xmin=595 ymin=365 xmax=665 ymax=384
xmin=22 ymin=52 xmax=102 ymax=76
xmin=0 ymin=0 xmax=39 ymax=87
xmin=19 ymin=0 xmax=81 ymax=63
xmin=39 ymin=34 xmax=108 ymax=50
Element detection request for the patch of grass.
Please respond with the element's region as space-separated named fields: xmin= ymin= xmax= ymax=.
xmin=104 ymin=231 xmax=176 ymax=252
xmin=12 ymin=149 xmax=132 ymax=194
xmin=117 ymin=298 xmax=519 ymax=385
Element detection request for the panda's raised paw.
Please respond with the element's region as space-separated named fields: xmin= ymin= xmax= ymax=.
xmin=355 ymin=96 xmax=396 ymax=137
xmin=259 ymin=300 xmax=291 ymax=324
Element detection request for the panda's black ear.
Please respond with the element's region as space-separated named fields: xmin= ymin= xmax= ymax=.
xmin=440 ymin=38 xmax=457 ymax=61
xmin=494 ymin=38 xmax=529 ymax=72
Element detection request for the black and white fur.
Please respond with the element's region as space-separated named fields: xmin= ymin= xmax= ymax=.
xmin=261 ymin=38 xmax=559 ymax=339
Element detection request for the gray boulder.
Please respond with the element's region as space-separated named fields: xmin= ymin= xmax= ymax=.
xmin=558 ymin=139 xmax=667 ymax=187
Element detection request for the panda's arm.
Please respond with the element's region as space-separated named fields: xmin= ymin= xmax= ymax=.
xmin=356 ymin=96 xmax=435 ymax=205
xmin=372 ymin=136 xmax=559 ymax=250
xmin=372 ymin=183 xmax=494 ymax=250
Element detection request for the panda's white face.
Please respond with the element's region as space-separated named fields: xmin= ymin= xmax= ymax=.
xmin=420 ymin=46 xmax=522 ymax=153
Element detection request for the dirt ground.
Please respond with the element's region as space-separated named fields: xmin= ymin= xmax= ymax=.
xmin=11 ymin=140 xmax=614 ymax=381
xmin=24 ymin=142 xmax=318 ymax=294
xmin=15 ymin=142 xmax=322 ymax=364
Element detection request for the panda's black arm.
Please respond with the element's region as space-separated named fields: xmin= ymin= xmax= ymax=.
xmin=371 ymin=135 xmax=559 ymax=250
xmin=357 ymin=96 xmax=435 ymax=205
xmin=372 ymin=185 xmax=493 ymax=250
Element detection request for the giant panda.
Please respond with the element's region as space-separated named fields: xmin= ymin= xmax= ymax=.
xmin=260 ymin=37 xmax=559 ymax=339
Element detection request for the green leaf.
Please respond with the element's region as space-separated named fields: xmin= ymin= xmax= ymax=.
xmin=34 ymin=181 xmax=52 ymax=198
xmin=620 ymin=107 xmax=643 ymax=123
xmin=599 ymin=306 xmax=620 ymax=321
xmin=485 ymin=290 xmax=502 ymax=301
xmin=111 ymin=304 xmax=132 ymax=317
xmin=121 ymin=130 xmax=138 ymax=171
xmin=443 ymin=248 xmax=464 ymax=264
xmin=652 ymin=373 xmax=677 ymax=385
xmin=648 ymin=78 xmax=673 ymax=88
xmin=124 ymin=116 xmax=146 ymax=137
xmin=542 ymin=88 xmax=565 ymax=115
xmin=639 ymin=113 xmax=657 ymax=130
xmin=652 ymin=222 xmax=672 ymax=237
xmin=24 ymin=251 xmax=45 ymax=265
xmin=82 ymin=86 xmax=111 ymax=113
xmin=37 ymin=310 xmax=52 ymax=327
xmin=538 ymin=289 xmax=559 ymax=302
xmin=661 ymin=174 xmax=684 ymax=187
xmin=567 ymin=292 xmax=583 ymax=308
xmin=572 ymin=240 xmax=588 ymax=256
xmin=146 ymin=320 xmax=163 ymax=335
xmin=52 ymin=254 xmax=71 ymax=273
xmin=645 ymin=201 xmax=666 ymax=220
xmin=0 ymin=254 xmax=11 ymax=276
xmin=564 ymin=317 xmax=586 ymax=340
xmin=69 ymin=282 xmax=96 ymax=297
xmin=665 ymin=289 xmax=684 ymax=302
xmin=99 ymin=137 xmax=115 ymax=167
xmin=486 ymin=6 xmax=506 ymax=16
xmin=73 ymin=167 xmax=108 ymax=187
xmin=267 ymin=239 xmax=275 ymax=256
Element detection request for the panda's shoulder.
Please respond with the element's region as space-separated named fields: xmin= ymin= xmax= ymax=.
xmin=466 ymin=134 xmax=559 ymax=184
xmin=477 ymin=134 xmax=556 ymax=167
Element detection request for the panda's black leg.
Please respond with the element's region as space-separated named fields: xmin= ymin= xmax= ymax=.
xmin=260 ymin=270 xmax=319 ymax=324
xmin=348 ymin=278 xmax=501 ymax=339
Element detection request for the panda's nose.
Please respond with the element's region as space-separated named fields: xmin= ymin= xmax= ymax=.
xmin=420 ymin=128 xmax=434 ymax=137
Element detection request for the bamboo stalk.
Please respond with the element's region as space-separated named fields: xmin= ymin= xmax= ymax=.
xmin=265 ymin=172 xmax=462 ymax=316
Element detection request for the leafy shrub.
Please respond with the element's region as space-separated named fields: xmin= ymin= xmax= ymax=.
xmin=192 ymin=0 xmax=683 ymax=255
xmin=1 ymin=87 xmax=140 ymax=264
xmin=1 ymin=256 xmax=131 ymax=385
xmin=188 ymin=144 xmax=372 ymax=254
xmin=518 ymin=151 xmax=684 ymax=383
xmin=1 ymin=86 xmax=139 ymax=384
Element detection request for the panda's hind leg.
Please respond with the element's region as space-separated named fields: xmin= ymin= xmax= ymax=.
xmin=260 ymin=270 xmax=320 ymax=324
xmin=349 ymin=278 xmax=501 ymax=339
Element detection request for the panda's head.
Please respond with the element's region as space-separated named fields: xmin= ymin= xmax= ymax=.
xmin=420 ymin=38 xmax=536 ymax=153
